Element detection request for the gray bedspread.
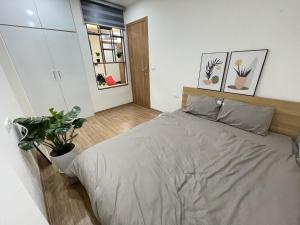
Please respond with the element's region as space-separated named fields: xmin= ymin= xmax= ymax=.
xmin=67 ymin=110 xmax=300 ymax=225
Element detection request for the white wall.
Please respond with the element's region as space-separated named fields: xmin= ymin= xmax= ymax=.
xmin=71 ymin=0 xmax=133 ymax=112
xmin=0 ymin=160 xmax=49 ymax=225
xmin=0 ymin=64 xmax=48 ymax=223
xmin=125 ymin=0 xmax=300 ymax=112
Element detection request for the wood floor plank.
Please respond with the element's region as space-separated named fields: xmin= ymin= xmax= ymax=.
xmin=38 ymin=103 xmax=161 ymax=225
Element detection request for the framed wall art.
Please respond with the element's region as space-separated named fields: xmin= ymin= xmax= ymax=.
xmin=197 ymin=52 xmax=228 ymax=91
xmin=223 ymin=49 xmax=268 ymax=96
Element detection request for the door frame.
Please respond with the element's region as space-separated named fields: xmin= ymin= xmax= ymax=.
xmin=126 ymin=16 xmax=148 ymax=27
xmin=126 ymin=16 xmax=150 ymax=108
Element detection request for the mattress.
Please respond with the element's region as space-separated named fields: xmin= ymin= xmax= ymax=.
xmin=67 ymin=110 xmax=300 ymax=225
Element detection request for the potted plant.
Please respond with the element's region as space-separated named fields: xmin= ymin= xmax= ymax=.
xmin=95 ymin=52 xmax=101 ymax=63
xmin=233 ymin=59 xmax=252 ymax=89
xmin=203 ymin=58 xmax=222 ymax=85
xmin=13 ymin=106 xmax=86 ymax=173
xmin=96 ymin=73 xmax=106 ymax=86
xmin=116 ymin=51 xmax=123 ymax=59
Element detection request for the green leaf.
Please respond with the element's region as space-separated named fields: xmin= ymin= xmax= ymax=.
xmin=49 ymin=108 xmax=55 ymax=116
xmin=45 ymin=128 xmax=56 ymax=134
xmin=14 ymin=106 xmax=85 ymax=153
xmin=54 ymin=127 xmax=69 ymax=135
xmin=18 ymin=140 xmax=35 ymax=150
xmin=62 ymin=106 xmax=81 ymax=124
xmin=49 ymin=108 xmax=64 ymax=121
xmin=72 ymin=118 xmax=87 ymax=128
xmin=13 ymin=117 xmax=28 ymax=124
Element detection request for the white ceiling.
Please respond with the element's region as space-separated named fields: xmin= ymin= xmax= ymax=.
xmin=107 ymin=0 xmax=139 ymax=7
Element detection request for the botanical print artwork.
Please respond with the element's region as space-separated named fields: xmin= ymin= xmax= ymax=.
xmin=204 ymin=58 xmax=222 ymax=85
xmin=228 ymin=59 xmax=252 ymax=90
xmin=224 ymin=49 xmax=268 ymax=96
xmin=198 ymin=52 xmax=228 ymax=91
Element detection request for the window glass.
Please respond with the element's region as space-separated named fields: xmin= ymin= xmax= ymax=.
xmin=86 ymin=24 xmax=98 ymax=34
xmin=86 ymin=24 xmax=128 ymax=89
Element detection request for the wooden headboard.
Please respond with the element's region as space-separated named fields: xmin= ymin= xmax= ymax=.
xmin=182 ymin=87 xmax=300 ymax=139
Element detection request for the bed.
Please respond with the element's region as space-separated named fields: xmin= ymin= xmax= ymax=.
xmin=67 ymin=87 xmax=300 ymax=225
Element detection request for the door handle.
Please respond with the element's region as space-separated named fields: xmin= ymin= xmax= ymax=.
xmin=57 ymin=71 xmax=62 ymax=80
xmin=53 ymin=71 xmax=57 ymax=80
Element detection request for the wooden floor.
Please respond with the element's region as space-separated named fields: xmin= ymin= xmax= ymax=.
xmin=38 ymin=103 xmax=160 ymax=225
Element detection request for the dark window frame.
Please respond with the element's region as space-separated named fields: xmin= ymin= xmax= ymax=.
xmin=86 ymin=24 xmax=128 ymax=90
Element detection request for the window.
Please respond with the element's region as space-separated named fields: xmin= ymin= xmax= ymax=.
xmin=86 ymin=24 xmax=128 ymax=89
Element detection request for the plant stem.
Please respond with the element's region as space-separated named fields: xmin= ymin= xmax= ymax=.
xmin=67 ymin=133 xmax=78 ymax=142
xmin=69 ymin=127 xmax=76 ymax=141
xmin=63 ymin=133 xmax=67 ymax=143
xmin=42 ymin=141 xmax=55 ymax=150
xmin=56 ymin=134 xmax=63 ymax=145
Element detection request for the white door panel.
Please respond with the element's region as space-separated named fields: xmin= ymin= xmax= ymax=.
xmin=34 ymin=0 xmax=75 ymax=31
xmin=0 ymin=26 xmax=66 ymax=116
xmin=45 ymin=30 xmax=94 ymax=117
xmin=0 ymin=0 xmax=41 ymax=28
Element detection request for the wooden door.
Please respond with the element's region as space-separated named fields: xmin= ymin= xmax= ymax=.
xmin=127 ymin=17 xmax=150 ymax=108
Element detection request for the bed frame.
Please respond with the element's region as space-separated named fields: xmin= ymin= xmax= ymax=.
xmin=182 ymin=87 xmax=300 ymax=140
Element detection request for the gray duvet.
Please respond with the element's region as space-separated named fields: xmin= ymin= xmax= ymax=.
xmin=67 ymin=110 xmax=300 ymax=225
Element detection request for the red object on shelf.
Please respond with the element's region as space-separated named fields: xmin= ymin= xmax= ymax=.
xmin=105 ymin=75 xmax=116 ymax=86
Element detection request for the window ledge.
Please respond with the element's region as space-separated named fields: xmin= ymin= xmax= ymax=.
xmin=97 ymin=83 xmax=128 ymax=90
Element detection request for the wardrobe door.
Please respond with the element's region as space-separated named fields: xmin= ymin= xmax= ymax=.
xmin=0 ymin=26 xmax=66 ymax=116
xmin=45 ymin=30 xmax=94 ymax=118
xmin=0 ymin=0 xmax=41 ymax=28
xmin=34 ymin=0 xmax=75 ymax=31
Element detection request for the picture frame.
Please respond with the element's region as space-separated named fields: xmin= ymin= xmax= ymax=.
xmin=197 ymin=52 xmax=228 ymax=91
xmin=223 ymin=49 xmax=268 ymax=96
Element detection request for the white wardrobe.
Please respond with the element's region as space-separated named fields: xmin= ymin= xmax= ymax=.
xmin=0 ymin=0 xmax=94 ymax=117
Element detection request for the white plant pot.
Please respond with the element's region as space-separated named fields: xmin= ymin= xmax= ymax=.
xmin=51 ymin=147 xmax=77 ymax=173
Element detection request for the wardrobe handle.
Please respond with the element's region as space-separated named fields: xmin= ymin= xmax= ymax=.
xmin=53 ymin=71 xmax=57 ymax=80
xmin=57 ymin=71 xmax=62 ymax=80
